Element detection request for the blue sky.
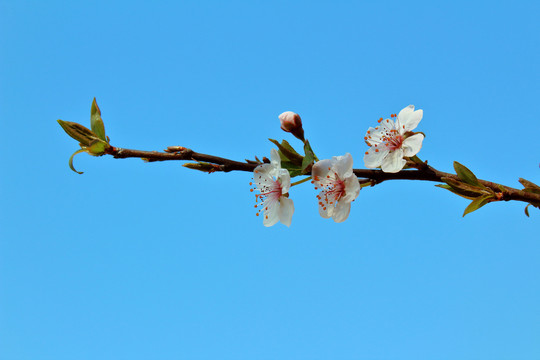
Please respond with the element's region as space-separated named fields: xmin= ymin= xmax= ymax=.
xmin=1 ymin=1 xmax=539 ymax=359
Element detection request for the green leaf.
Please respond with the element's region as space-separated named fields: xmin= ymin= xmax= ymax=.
xmin=454 ymin=161 xmax=483 ymax=187
xmin=524 ymin=189 xmax=540 ymax=196
xmin=68 ymin=149 xmax=86 ymax=174
xmin=435 ymin=184 xmax=478 ymax=200
xmin=183 ymin=162 xmax=219 ymax=173
xmin=280 ymin=161 xmax=302 ymax=169
xmin=441 ymin=177 xmax=492 ymax=198
xmin=268 ymin=139 xmax=304 ymax=166
xmin=288 ymin=169 xmax=304 ymax=177
xmin=58 ymin=120 xmax=100 ymax=146
xmin=280 ymin=161 xmax=304 ymax=177
xmin=302 ymin=140 xmax=315 ymax=172
xmin=463 ymin=195 xmax=492 ymax=217
xmin=90 ymin=98 xmax=107 ymax=142
xmin=519 ymin=178 xmax=540 ymax=194
xmin=519 ymin=178 xmax=540 ymax=190
xmin=524 ymin=204 xmax=531 ymax=217
xmin=280 ymin=139 xmax=301 ymax=156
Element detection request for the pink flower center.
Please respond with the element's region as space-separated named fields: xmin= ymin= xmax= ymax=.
xmin=313 ymin=171 xmax=345 ymax=211
xmin=250 ymin=174 xmax=283 ymax=219
xmin=381 ymin=129 xmax=404 ymax=151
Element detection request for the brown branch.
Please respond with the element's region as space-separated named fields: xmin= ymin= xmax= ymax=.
xmin=106 ymin=146 xmax=256 ymax=172
xmin=104 ymin=145 xmax=540 ymax=207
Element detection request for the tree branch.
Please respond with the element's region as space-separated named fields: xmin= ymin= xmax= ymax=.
xmin=104 ymin=145 xmax=540 ymax=207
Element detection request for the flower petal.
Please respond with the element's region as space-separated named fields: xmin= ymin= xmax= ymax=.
xmin=270 ymin=148 xmax=281 ymax=169
xmin=312 ymin=158 xmax=334 ymax=183
xmin=363 ymin=147 xmax=389 ymax=169
xmin=398 ymin=105 xmax=422 ymax=131
xmin=332 ymin=200 xmax=351 ymax=223
xmin=365 ymin=127 xmax=383 ymax=145
xmin=253 ymin=164 xmax=274 ymax=189
xmin=381 ymin=149 xmax=406 ymax=173
xmin=402 ymin=133 xmax=424 ymax=157
xmin=263 ymin=200 xmax=280 ymax=227
xmin=278 ymin=196 xmax=294 ymax=227
xmin=318 ymin=191 xmax=332 ymax=219
xmin=342 ymin=175 xmax=360 ymax=203
xmin=380 ymin=118 xmax=396 ymax=132
xmin=277 ymin=168 xmax=291 ymax=194
xmin=333 ymin=153 xmax=354 ymax=178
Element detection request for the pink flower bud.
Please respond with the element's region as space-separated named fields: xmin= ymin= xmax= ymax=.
xmin=279 ymin=111 xmax=305 ymax=141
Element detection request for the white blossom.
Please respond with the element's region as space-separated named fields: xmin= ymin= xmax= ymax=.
xmin=252 ymin=149 xmax=294 ymax=227
xmin=363 ymin=105 xmax=424 ymax=173
xmin=312 ymin=153 xmax=360 ymax=223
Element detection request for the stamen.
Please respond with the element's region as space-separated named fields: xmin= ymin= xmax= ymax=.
xmin=313 ymin=169 xmax=346 ymax=214
xmin=252 ymin=170 xmax=284 ymax=219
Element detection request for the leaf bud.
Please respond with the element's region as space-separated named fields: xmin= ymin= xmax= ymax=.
xmin=183 ymin=162 xmax=222 ymax=173
xmin=57 ymin=120 xmax=99 ymax=146
xmin=90 ymin=98 xmax=107 ymax=142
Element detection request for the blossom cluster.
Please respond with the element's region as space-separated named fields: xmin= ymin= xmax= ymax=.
xmin=252 ymin=105 xmax=424 ymax=227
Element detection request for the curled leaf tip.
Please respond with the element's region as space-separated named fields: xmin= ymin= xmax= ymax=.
xmin=524 ymin=204 xmax=531 ymax=217
xmin=68 ymin=149 xmax=86 ymax=174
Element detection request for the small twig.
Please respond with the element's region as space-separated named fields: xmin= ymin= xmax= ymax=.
xmin=291 ymin=176 xmax=312 ymax=187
